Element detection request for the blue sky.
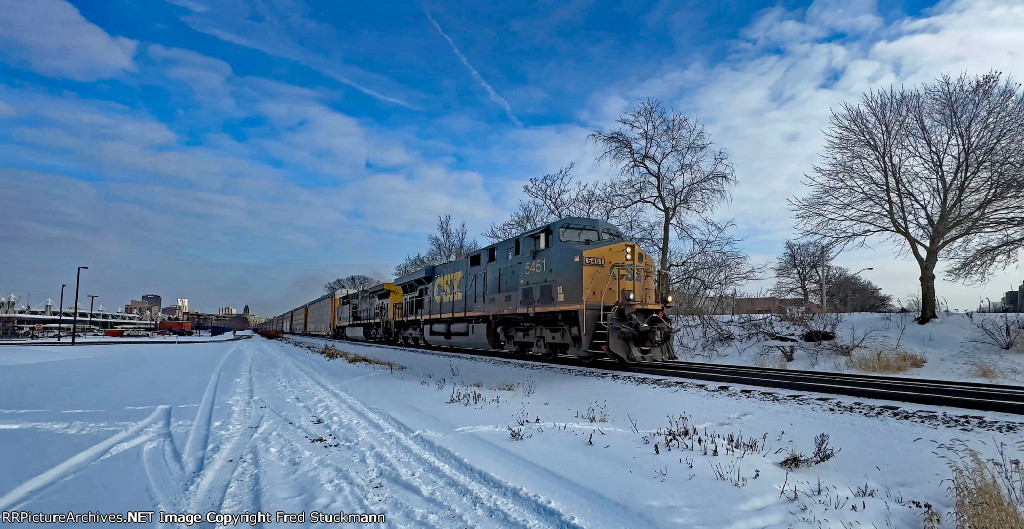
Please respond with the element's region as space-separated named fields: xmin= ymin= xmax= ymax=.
xmin=1 ymin=0 xmax=1022 ymax=315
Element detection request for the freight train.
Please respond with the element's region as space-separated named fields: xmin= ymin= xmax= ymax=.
xmin=257 ymin=217 xmax=676 ymax=362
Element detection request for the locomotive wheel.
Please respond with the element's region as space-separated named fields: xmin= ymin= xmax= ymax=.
xmin=577 ymin=350 xmax=596 ymax=364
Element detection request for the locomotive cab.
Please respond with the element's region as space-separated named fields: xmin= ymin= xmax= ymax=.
xmin=575 ymin=224 xmax=675 ymax=362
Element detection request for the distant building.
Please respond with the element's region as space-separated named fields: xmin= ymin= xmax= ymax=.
xmin=243 ymin=305 xmax=250 ymax=316
xmin=219 ymin=307 xmax=236 ymax=316
xmin=188 ymin=312 xmax=250 ymax=331
xmin=730 ymin=297 xmax=823 ymax=316
xmin=125 ymin=299 xmax=158 ymax=317
xmin=161 ymin=306 xmax=178 ymax=317
xmin=142 ymin=294 xmax=161 ymax=310
xmin=177 ymin=298 xmax=189 ymax=314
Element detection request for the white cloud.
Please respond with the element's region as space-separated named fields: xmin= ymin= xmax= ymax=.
xmin=580 ymin=0 xmax=1024 ymax=308
xmin=177 ymin=0 xmax=419 ymax=109
xmin=0 ymin=0 xmax=137 ymax=81
xmin=148 ymin=45 xmax=235 ymax=113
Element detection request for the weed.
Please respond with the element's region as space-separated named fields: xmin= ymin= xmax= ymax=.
xmin=947 ymin=446 xmax=1024 ymax=529
xmin=495 ymin=381 xmax=517 ymax=392
xmin=508 ymin=426 xmax=530 ymax=441
xmin=576 ymin=401 xmax=609 ymax=423
xmin=780 ymin=433 xmax=838 ymax=469
xmin=846 ymin=349 xmax=926 ymax=374
xmin=316 ymin=345 xmax=405 ymax=371
xmin=852 ymin=481 xmax=877 ymax=498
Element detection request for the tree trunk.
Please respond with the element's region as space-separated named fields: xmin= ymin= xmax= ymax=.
xmin=917 ymin=255 xmax=939 ymax=324
xmin=660 ymin=216 xmax=671 ymax=276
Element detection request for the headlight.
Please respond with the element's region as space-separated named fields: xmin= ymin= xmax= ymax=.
xmin=665 ymin=295 xmax=673 ymax=304
xmin=625 ymin=244 xmax=633 ymax=260
xmin=622 ymin=290 xmax=635 ymax=302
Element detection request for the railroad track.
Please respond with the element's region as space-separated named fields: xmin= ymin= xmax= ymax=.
xmin=287 ymin=335 xmax=1024 ymax=416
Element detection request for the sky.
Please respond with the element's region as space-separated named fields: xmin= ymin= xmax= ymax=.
xmin=1 ymin=0 xmax=1022 ymax=316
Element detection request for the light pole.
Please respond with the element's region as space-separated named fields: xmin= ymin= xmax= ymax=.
xmin=846 ymin=267 xmax=874 ymax=312
xmin=58 ymin=284 xmax=66 ymax=341
xmin=87 ymin=295 xmax=98 ymax=331
xmin=71 ymin=267 xmax=88 ymax=345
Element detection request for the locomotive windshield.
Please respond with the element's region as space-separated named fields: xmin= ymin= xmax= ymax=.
xmin=601 ymin=227 xmax=622 ymax=240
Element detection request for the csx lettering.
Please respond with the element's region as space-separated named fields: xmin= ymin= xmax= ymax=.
xmin=433 ymin=271 xmax=464 ymax=303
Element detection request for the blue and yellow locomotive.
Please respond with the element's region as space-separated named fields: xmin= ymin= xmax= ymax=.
xmin=259 ymin=217 xmax=675 ymax=362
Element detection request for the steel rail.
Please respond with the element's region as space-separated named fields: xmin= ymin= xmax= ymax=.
xmin=287 ymin=335 xmax=1024 ymax=416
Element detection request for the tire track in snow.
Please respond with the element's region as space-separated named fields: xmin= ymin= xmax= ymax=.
xmin=186 ymin=352 xmax=264 ymax=527
xmin=142 ymin=405 xmax=186 ymax=513
xmin=0 ymin=406 xmax=168 ymax=510
xmin=254 ymin=356 xmax=454 ymax=527
xmin=274 ymin=345 xmax=586 ymax=529
xmin=182 ymin=344 xmax=237 ymax=478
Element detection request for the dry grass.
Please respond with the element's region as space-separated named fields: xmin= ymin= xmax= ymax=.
xmin=846 ymin=349 xmax=926 ymax=374
xmin=754 ymin=354 xmax=789 ymax=369
xmin=318 ymin=344 xmax=405 ymax=371
xmin=969 ymin=361 xmax=1003 ymax=381
xmin=257 ymin=329 xmax=283 ymax=340
xmin=949 ymin=448 xmax=1024 ymax=529
xmin=967 ymin=361 xmax=1022 ymax=382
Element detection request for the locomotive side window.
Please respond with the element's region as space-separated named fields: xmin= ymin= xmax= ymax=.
xmin=531 ymin=228 xmax=552 ymax=252
xmin=514 ymin=238 xmax=520 ymax=255
xmin=488 ymin=247 xmax=496 ymax=263
xmin=559 ymin=227 xmax=599 ymax=243
xmin=470 ymin=253 xmax=481 ymax=267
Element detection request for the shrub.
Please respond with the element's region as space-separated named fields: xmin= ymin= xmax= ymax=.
xmin=846 ymin=349 xmax=926 ymax=374
xmin=779 ymin=433 xmax=838 ymax=469
xmin=971 ymin=314 xmax=1024 ymax=351
xmin=257 ymin=329 xmax=283 ymax=339
xmin=948 ymin=447 xmax=1024 ymax=529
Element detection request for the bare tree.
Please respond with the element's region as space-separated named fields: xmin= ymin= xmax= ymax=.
xmin=428 ymin=214 xmax=478 ymax=263
xmin=590 ymin=99 xmax=736 ymax=277
xmin=772 ymin=240 xmax=827 ymax=302
xmin=827 ymin=267 xmax=893 ymax=313
xmin=794 ymin=72 xmax=1024 ymax=324
xmin=394 ymin=253 xmax=433 ymax=277
xmin=484 ymin=201 xmax=549 ymax=242
xmin=484 ymin=164 xmax=593 ymax=242
xmin=395 ymin=214 xmax=479 ymax=277
xmin=669 ymin=221 xmax=761 ymax=315
xmin=324 ymin=274 xmax=381 ymax=295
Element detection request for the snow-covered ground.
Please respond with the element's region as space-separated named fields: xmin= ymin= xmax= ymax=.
xmin=1 ymin=330 xmax=249 ymax=346
xmin=1 ymin=335 xmax=1021 ymax=528
xmin=675 ymin=312 xmax=1024 ymax=384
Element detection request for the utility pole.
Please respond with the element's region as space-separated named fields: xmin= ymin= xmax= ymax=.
xmin=71 ymin=267 xmax=88 ymax=345
xmin=58 ymin=284 xmax=66 ymax=341
xmin=87 ymin=295 xmax=98 ymax=331
xmin=819 ymin=246 xmax=827 ymax=316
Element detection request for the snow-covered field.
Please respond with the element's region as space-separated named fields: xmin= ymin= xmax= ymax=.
xmin=1 ymin=331 xmax=248 ymax=346
xmin=1 ymin=335 xmax=1021 ymax=528
xmin=676 ymin=312 xmax=1024 ymax=384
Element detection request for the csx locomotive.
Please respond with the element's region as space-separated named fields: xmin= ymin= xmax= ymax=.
xmin=258 ymin=217 xmax=675 ymax=362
